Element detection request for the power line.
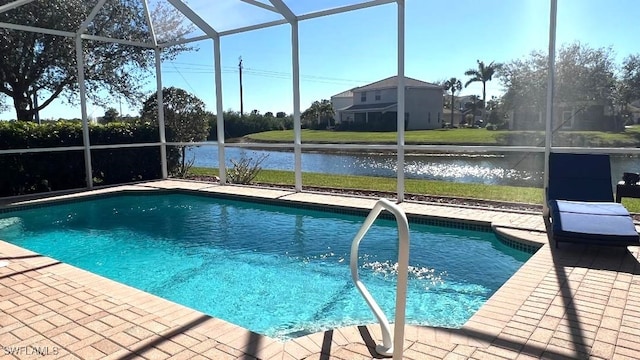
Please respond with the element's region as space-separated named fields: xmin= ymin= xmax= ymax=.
xmin=169 ymin=62 xmax=197 ymax=94
xmin=164 ymin=61 xmax=374 ymax=85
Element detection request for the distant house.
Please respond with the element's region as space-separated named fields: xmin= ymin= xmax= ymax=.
xmin=442 ymin=94 xmax=483 ymax=127
xmin=330 ymin=76 xmax=444 ymax=130
xmin=330 ymin=89 xmax=353 ymax=124
xmin=509 ymin=103 xmax=617 ymax=131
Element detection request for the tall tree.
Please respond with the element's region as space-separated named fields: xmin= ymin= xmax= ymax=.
xmin=140 ymin=87 xmax=209 ymax=176
xmin=499 ymin=50 xmax=548 ymax=115
xmin=617 ymin=54 xmax=640 ymax=112
xmin=0 ymin=0 xmax=194 ymax=121
xmin=500 ymin=42 xmax=617 ymax=124
xmin=464 ymin=60 xmax=501 ymax=121
xmin=101 ymin=107 xmax=119 ymax=124
xmin=443 ymin=78 xmax=462 ymax=127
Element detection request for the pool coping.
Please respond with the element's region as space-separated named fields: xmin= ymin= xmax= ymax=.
xmin=1 ymin=179 xmax=639 ymax=359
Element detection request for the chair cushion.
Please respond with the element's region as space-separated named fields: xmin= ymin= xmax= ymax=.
xmin=546 ymin=153 xmax=639 ymax=246
xmin=547 ymin=152 xmax=613 ymax=202
xmin=550 ymin=200 xmax=630 ymax=216
xmin=548 ymin=153 xmax=615 ymax=202
xmin=552 ymin=211 xmax=639 ymax=245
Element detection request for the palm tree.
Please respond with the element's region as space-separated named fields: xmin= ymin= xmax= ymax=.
xmin=302 ymin=99 xmax=335 ymax=128
xmin=444 ymin=77 xmax=462 ymax=127
xmin=464 ymin=60 xmax=501 ymax=121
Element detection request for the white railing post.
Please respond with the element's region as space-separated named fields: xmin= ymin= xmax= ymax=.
xmin=75 ymin=35 xmax=93 ymax=189
xmin=291 ymin=20 xmax=302 ymax=192
xmin=155 ymin=48 xmax=168 ymax=179
xmin=396 ymin=0 xmax=406 ymax=203
xmin=543 ymin=0 xmax=558 ymax=214
xmin=213 ymin=37 xmax=226 ymax=183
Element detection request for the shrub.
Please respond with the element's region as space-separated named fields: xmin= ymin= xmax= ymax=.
xmin=226 ymin=153 xmax=268 ymax=184
xmin=0 ymin=121 xmax=177 ymax=197
xmin=208 ymin=111 xmax=293 ymax=140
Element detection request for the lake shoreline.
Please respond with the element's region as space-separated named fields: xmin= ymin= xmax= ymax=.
xmin=215 ymin=140 xmax=517 ymax=157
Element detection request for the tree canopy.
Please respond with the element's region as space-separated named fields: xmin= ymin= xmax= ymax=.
xmin=140 ymin=87 xmax=209 ymax=176
xmin=0 ymin=0 xmax=194 ymax=121
xmin=140 ymin=87 xmax=209 ymax=144
xmin=302 ymin=99 xmax=334 ymax=129
xmin=618 ymin=54 xmax=640 ymax=107
xmin=499 ymin=42 xmax=617 ymax=114
xmin=101 ymin=108 xmax=119 ymax=124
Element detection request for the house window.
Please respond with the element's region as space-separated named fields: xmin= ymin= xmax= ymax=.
xmin=375 ymin=90 xmax=381 ymax=101
xmin=562 ymin=111 xmax=573 ymax=129
xmin=428 ymin=112 xmax=431 ymax=123
xmin=360 ymin=92 xmax=367 ymax=102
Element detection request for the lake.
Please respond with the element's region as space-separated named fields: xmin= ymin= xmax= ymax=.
xmin=185 ymin=144 xmax=640 ymax=187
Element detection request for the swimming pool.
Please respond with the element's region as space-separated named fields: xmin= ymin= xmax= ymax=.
xmin=0 ymin=193 xmax=531 ymax=339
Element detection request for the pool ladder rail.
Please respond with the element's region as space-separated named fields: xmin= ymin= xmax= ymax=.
xmin=350 ymin=198 xmax=410 ymax=359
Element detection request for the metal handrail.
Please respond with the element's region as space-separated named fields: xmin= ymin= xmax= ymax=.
xmin=350 ymin=198 xmax=410 ymax=359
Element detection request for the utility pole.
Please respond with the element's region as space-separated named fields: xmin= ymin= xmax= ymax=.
xmin=239 ymin=56 xmax=244 ymax=118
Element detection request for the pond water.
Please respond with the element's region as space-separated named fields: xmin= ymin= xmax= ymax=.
xmin=185 ymin=144 xmax=640 ymax=187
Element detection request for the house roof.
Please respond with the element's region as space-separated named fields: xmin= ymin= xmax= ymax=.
xmin=353 ymin=76 xmax=442 ymax=91
xmin=331 ymin=89 xmax=354 ymax=98
xmin=340 ymin=102 xmax=397 ymax=112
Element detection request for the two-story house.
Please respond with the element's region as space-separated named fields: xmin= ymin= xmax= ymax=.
xmin=330 ymin=76 xmax=444 ymax=130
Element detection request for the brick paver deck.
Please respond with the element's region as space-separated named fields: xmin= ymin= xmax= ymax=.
xmin=1 ymin=180 xmax=639 ymax=359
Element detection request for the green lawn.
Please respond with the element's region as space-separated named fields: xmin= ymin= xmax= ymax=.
xmin=245 ymin=127 xmax=640 ymax=147
xmin=189 ymin=167 xmax=640 ymax=212
xmin=245 ymin=128 xmax=505 ymax=145
xmin=189 ymin=167 xmax=543 ymax=205
xmin=245 ymin=125 xmax=640 ymax=147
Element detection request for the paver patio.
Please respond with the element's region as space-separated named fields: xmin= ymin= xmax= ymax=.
xmin=1 ymin=180 xmax=639 ymax=359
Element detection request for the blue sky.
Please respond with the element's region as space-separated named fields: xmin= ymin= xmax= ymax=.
xmin=1 ymin=0 xmax=638 ymax=120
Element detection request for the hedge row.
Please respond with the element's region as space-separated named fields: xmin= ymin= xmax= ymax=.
xmin=208 ymin=111 xmax=293 ymax=140
xmin=0 ymin=121 xmax=179 ymax=197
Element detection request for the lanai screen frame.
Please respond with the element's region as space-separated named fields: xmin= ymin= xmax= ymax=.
xmin=0 ymin=0 xmax=603 ymax=209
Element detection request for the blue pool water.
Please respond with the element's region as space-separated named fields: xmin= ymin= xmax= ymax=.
xmin=0 ymin=194 xmax=531 ymax=339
